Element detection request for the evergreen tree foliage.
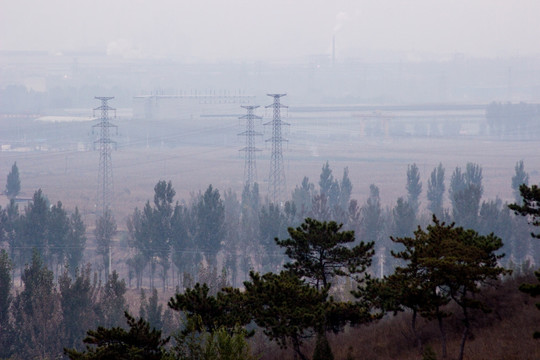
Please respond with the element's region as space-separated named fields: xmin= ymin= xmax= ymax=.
xmin=59 ymin=265 xmax=100 ymax=350
xmin=292 ymin=176 xmax=315 ymax=218
xmin=339 ymin=167 xmax=353 ymax=211
xmin=66 ymin=207 xmax=87 ymax=278
xmin=478 ymin=198 xmax=512 ymax=243
xmin=313 ymin=332 xmax=334 ymax=360
xmin=258 ymin=202 xmax=288 ymax=271
xmin=361 ymin=184 xmax=383 ymax=244
xmin=139 ymin=288 xmax=164 ymax=331
xmin=449 ymin=167 xmax=465 ymax=210
xmin=449 ymin=163 xmax=483 ymax=229
xmin=19 ymin=189 xmax=49 ymax=263
xmin=244 ymin=271 xmax=327 ymax=360
xmin=94 ymin=210 xmax=117 ymax=277
xmin=194 ymin=185 xmax=225 ymax=267
xmin=5 ymin=199 xmax=19 ymax=263
xmin=385 ymin=217 xmax=509 ymax=359
xmin=406 ymin=163 xmax=422 ymax=214
xmin=173 ymin=316 xmax=254 ymax=360
xmin=12 ymin=250 xmax=63 ymax=358
xmin=168 ymin=282 xmax=251 ymax=334
xmin=452 ymin=183 xmax=482 ymax=229
xmin=97 ymin=270 xmax=128 ymax=328
xmin=64 ymin=311 xmax=170 ymax=360
xmin=203 ymin=325 xmax=255 ymax=360
xmin=0 ymin=206 xmax=6 ymax=247
xmin=130 ymin=180 xmax=175 ymax=289
xmin=276 ymin=218 xmax=374 ymax=291
xmin=512 ymin=160 xmax=529 ymax=205
xmin=0 ymin=249 xmax=14 ymax=358
xmin=309 ymin=194 xmax=331 ymax=221
xmin=319 ymin=161 xmax=340 ymax=209
xmin=431 ymin=223 xmax=507 ymax=360
xmin=5 ymin=161 xmax=20 ymax=199
xmin=274 ymin=218 xmax=375 ymax=357
xmin=427 ymin=163 xmax=445 ymax=217
xmin=392 ymin=197 xmax=416 ymax=239
xmin=49 ymin=200 xmax=70 ymax=270
xmin=509 ymin=184 xmax=540 ymax=338
xmin=169 ymin=203 xmax=192 ymax=283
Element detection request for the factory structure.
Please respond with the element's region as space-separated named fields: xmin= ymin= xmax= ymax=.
xmin=132 ymin=92 xmax=256 ymax=121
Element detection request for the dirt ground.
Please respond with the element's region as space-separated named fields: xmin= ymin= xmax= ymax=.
xmin=1 ymin=134 xmax=538 ymax=229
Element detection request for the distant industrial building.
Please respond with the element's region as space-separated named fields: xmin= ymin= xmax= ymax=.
xmin=133 ymin=93 xmax=255 ymax=121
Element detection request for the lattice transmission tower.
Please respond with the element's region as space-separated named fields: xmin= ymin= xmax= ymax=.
xmin=92 ymin=97 xmax=117 ymax=216
xmin=265 ymin=94 xmax=288 ymax=204
xmin=239 ymin=105 xmax=262 ymax=187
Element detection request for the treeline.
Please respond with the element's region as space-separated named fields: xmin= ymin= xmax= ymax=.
xmin=0 ymin=250 xmax=138 ymax=358
xmin=122 ymin=160 xmax=536 ymax=288
xmin=0 ymin=217 xmax=523 ymax=360
xmin=0 ymin=160 xmax=539 ymax=359
xmin=486 ymin=101 xmax=540 ymax=139
xmin=0 ymin=160 xmax=537 ymax=289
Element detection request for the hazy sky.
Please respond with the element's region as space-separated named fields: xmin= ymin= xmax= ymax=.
xmin=1 ymin=0 xmax=540 ymax=62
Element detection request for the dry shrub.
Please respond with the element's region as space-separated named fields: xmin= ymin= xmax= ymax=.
xmin=251 ymin=273 xmax=540 ymax=360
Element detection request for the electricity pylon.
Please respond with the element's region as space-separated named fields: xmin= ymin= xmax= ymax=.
xmin=239 ymin=105 xmax=262 ymax=187
xmin=265 ymin=94 xmax=288 ymax=204
xmin=93 ymin=96 xmax=117 ymax=217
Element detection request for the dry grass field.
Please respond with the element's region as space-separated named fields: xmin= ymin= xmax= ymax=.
xmin=1 ymin=134 xmax=538 ymax=229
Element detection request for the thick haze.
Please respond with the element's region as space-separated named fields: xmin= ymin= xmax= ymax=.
xmin=2 ymin=0 xmax=540 ymax=62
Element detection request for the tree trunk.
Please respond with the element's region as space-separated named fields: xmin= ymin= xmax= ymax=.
xmin=411 ymin=309 xmax=421 ymax=352
xmin=292 ymin=335 xmax=309 ymax=360
xmin=458 ymin=302 xmax=470 ymax=360
xmin=437 ymin=311 xmax=447 ymax=359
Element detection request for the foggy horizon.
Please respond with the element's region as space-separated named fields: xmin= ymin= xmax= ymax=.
xmin=2 ymin=0 xmax=540 ymax=63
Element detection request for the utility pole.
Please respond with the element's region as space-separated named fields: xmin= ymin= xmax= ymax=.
xmin=265 ymin=94 xmax=288 ymax=204
xmin=93 ymin=96 xmax=117 ymax=217
xmin=239 ymin=105 xmax=262 ymax=188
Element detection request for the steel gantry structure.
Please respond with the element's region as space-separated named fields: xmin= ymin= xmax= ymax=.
xmin=265 ymin=94 xmax=288 ymax=204
xmin=93 ymin=96 xmax=117 ymax=217
xmin=239 ymin=105 xmax=262 ymax=188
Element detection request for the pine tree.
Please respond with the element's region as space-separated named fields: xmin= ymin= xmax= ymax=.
xmin=406 ymin=163 xmax=422 ymax=214
xmin=427 ymin=163 xmax=445 ymax=217
xmin=12 ymin=250 xmax=63 ymax=358
xmin=139 ymin=288 xmax=164 ymax=331
xmin=450 ymin=163 xmax=483 ymax=229
xmin=392 ymin=197 xmax=416 ymax=239
xmin=97 ymin=270 xmax=127 ymax=328
xmin=509 ymin=184 xmax=540 ymax=338
xmin=194 ymin=185 xmax=225 ymax=267
xmin=313 ymin=332 xmax=334 ymax=360
xmin=19 ymin=189 xmax=49 ymax=264
xmin=64 ymin=311 xmax=169 ymax=360
xmin=292 ymin=176 xmax=315 ymax=217
xmin=131 ymin=180 xmax=175 ymax=289
xmin=66 ymin=207 xmax=87 ymax=278
xmin=276 ymin=218 xmax=374 ymax=291
xmin=94 ymin=210 xmax=117 ymax=278
xmin=339 ymin=167 xmax=353 ymax=214
xmin=5 ymin=162 xmax=20 ymax=199
xmin=243 ymin=271 xmax=327 ymax=360
xmin=59 ymin=265 xmax=100 ymax=350
xmin=361 ymin=184 xmax=383 ymax=244
xmin=512 ymin=160 xmax=529 ymax=205
xmin=48 ymin=201 xmax=70 ymax=273
xmin=0 ymin=249 xmax=14 ymax=358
